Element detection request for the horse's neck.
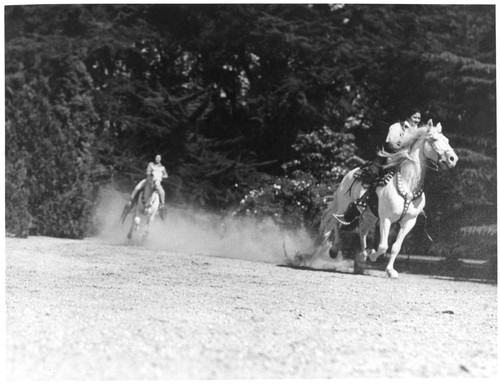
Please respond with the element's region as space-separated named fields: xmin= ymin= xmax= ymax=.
xmin=399 ymin=145 xmax=427 ymax=192
xmin=143 ymin=177 xmax=154 ymax=200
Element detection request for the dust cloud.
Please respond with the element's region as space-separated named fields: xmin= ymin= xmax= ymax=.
xmin=93 ymin=185 xmax=316 ymax=265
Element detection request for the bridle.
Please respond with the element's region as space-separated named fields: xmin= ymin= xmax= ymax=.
xmin=425 ymin=136 xmax=450 ymax=172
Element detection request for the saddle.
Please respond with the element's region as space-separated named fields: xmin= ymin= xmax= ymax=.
xmin=338 ymin=162 xmax=396 ymax=232
xmin=353 ymin=161 xmax=395 ymax=187
xmin=354 ymin=162 xmax=396 ymax=216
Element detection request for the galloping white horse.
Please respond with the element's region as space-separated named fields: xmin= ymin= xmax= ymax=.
xmin=121 ymin=168 xmax=163 ymax=244
xmin=314 ymin=120 xmax=458 ymax=278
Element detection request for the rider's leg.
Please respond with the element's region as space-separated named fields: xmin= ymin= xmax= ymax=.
xmin=365 ymin=156 xmax=384 ymax=181
xmin=340 ymin=156 xmax=385 ymax=224
xmin=156 ymin=183 xmax=165 ymax=208
xmin=342 ymin=187 xmax=372 ymax=224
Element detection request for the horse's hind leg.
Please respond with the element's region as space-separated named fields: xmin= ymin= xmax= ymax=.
xmin=328 ymin=188 xmax=355 ymax=262
xmin=354 ymin=213 xmax=377 ymax=274
xmin=329 ymin=221 xmax=343 ymax=260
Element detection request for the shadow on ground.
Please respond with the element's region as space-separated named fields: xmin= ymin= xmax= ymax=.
xmin=280 ymin=255 xmax=497 ymax=284
xmin=367 ymin=255 xmax=498 ymax=284
xmin=377 ymin=256 xmax=498 ymax=284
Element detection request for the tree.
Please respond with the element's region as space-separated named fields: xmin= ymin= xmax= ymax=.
xmin=5 ymin=33 xmax=108 ymax=237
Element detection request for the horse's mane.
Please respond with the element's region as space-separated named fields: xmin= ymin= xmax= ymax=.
xmin=378 ymin=127 xmax=433 ymax=169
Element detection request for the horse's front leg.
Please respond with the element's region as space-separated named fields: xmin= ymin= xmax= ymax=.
xmin=385 ymin=217 xmax=417 ymax=278
xmin=368 ymin=217 xmax=392 ymax=263
xmin=141 ymin=208 xmax=157 ymax=244
xmin=141 ymin=216 xmax=151 ymax=245
xmin=128 ymin=213 xmax=140 ymax=240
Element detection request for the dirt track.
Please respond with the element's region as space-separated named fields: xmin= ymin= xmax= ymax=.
xmin=5 ymin=236 xmax=497 ymax=380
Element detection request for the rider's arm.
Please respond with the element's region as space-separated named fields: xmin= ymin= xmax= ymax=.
xmin=162 ymin=167 xmax=168 ymax=179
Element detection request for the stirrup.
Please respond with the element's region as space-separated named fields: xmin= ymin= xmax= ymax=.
xmin=332 ymin=213 xmax=350 ymax=226
xmin=340 ymin=217 xmax=360 ymax=232
xmin=332 ymin=202 xmax=363 ymax=231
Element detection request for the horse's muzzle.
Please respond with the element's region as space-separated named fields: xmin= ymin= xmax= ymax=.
xmin=440 ymin=150 xmax=458 ymax=169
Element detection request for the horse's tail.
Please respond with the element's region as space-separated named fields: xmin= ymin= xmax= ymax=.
xmin=312 ymin=192 xmax=339 ymax=244
xmin=312 ymin=168 xmax=362 ymax=239
xmin=120 ymin=202 xmax=132 ymax=224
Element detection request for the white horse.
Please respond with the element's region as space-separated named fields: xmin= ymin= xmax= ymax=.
xmin=121 ymin=169 xmax=163 ymax=244
xmin=313 ymin=120 xmax=458 ymax=278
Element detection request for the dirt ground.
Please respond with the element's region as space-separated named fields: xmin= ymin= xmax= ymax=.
xmin=4 ymin=234 xmax=497 ymax=380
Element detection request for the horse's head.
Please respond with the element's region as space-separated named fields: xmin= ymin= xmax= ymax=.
xmin=423 ymin=121 xmax=458 ymax=170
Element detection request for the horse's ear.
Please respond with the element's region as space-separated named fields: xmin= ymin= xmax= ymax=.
xmin=426 ymin=119 xmax=434 ymax=128
xmin=435 ymin=122 xmax=442 ymax=132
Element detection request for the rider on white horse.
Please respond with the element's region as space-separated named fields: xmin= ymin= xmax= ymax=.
xmin=128 ymin=154 xmax=168 ymax=213
xmin=341 ymin=110 xmax=422 ymax=227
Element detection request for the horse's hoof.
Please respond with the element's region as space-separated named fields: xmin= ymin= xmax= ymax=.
xmin=353 ymin=251 xmax=366 ymax=275
xmin=354 ymin=260 xmax=365 ymax=275
xmin=354 ymin=265 xmax=365 ymax=275
xmin=328 ymin=248 xmax=338 ymax=259
xmin=386 ymin=268 xmax=399 ymax=279
xmin=368 ymin=250 xmax=378 ymax=262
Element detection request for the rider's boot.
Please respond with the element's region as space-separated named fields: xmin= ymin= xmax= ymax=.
xmin=159 ymin=202 xmax=166 ymax=220
xmin=339 ymin=203 xmax=362 ymax=232
xmin=336 ymin=157 xmax=383 ymax=231
xmin=343 ymin=202 xmax=362 ymax=223
xmin=338 ymin=191 xmax=371 ymax=232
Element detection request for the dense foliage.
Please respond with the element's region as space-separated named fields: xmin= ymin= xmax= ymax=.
xmin=5 ymin=4 xmax=496 ymax=260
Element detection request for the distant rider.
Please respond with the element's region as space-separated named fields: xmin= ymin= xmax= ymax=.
xmin=128 ymin=154 xmax=168 ymax=211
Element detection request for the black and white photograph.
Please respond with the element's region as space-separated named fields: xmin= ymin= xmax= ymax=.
xmin=3 ymin=2 xmax=497 ymax=380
